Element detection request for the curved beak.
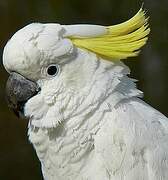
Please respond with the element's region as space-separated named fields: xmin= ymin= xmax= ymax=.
xmin=5 ymin=72 xmax=40 ymax=118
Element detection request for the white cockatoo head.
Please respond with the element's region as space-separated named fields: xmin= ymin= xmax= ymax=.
xmin=3 ymin=8 xmax=150 ymax=128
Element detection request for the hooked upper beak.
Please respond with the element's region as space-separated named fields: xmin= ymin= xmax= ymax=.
xmin=5 ymin=72 xmax=40 ymax=118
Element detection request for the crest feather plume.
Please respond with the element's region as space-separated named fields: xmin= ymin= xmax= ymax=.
xmin=69 ymin=8 xmax=150 ymax=60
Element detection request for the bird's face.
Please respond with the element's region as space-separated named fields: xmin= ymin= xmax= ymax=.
xmin=3 ymin=23 xmax=98 ymax=127
xmin=3 ymin=10 xmax=149 ymax=128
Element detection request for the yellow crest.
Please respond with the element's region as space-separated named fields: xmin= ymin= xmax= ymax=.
xmin=69 ymin=8 xmax=150 ymax=60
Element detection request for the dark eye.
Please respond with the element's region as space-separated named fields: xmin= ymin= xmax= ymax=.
xmin=47 ymin=65 xmax=59 ymax=76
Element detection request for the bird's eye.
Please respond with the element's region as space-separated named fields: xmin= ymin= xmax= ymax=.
xmin=46 ymin=65 xmax=59 ymax=77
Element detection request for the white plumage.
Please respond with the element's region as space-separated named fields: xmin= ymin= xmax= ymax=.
xmin=3 ymin=14 xmax=168 ymax=180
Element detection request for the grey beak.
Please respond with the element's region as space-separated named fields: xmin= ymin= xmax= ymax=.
xmin=5 ymin=72 xmax=40 ymax=118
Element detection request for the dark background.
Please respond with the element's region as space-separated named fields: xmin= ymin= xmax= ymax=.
xmin=0 ymin=0 xmax=168 ymax=179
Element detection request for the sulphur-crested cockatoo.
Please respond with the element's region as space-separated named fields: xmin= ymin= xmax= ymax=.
xmin=3 ymin=8 xmax=168 ymax=180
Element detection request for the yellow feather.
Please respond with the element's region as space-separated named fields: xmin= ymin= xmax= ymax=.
xmin=69 ymin=8 xmax=150 ymax=60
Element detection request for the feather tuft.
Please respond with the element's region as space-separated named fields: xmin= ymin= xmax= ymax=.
xmin=69 ymin=8 xmax=150 ymax=60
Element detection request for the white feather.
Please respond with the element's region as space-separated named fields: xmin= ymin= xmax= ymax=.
xmin=95 ymin=97 xmax=168 ymax=180
xmin=62 ymin=24 xmax=107 ymax=38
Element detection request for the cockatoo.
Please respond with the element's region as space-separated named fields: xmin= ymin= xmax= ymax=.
xmin=3 ymin=8 xmax=168 ymax=180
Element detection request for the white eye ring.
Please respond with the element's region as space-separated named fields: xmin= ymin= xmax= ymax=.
xmin=46 ymin=64 xmax=60 ymax=77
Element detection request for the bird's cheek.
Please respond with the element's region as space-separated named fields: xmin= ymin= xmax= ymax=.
xmin=5 ymin=72 xmax=40 ymax=118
